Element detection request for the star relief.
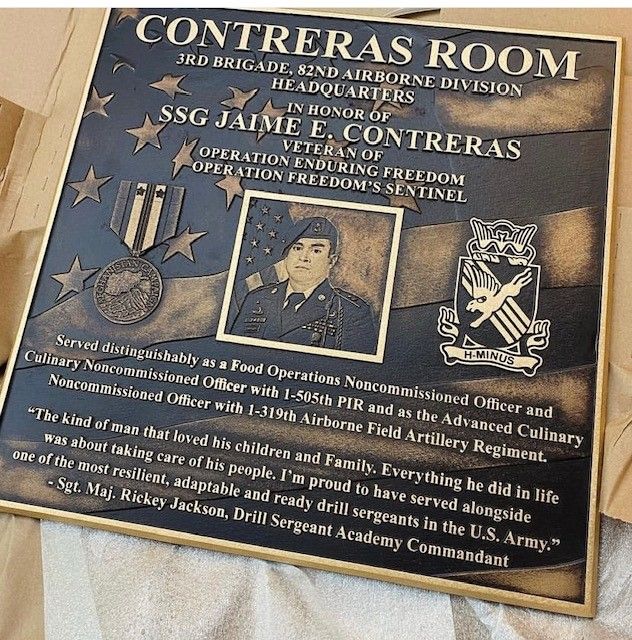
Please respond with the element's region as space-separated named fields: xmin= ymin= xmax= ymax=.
xmin=320 ymin=136 xmax=351 ymax=165
xmin=125 ymin=113 xmax=166 ymax=154
xmin=386 ymin=180 xmax=423 ymax=213
xmin=162 ymin=227 xmax=207 ymax=262
xmin=221 ymin=86 xmax=258 ymax=110
xmin=51 ymin=255 xmax=99 ymax=301
xmin=215 ymin=175 xmax=243 ymax=209
xmin=323 ymin=136 xmax=350 ymax=153
xmin=67 ymin=165 xmax=112 ymax=207
xmin=150 ymin=74 xmax=191 ymax=99
xmin=172 ymin=137 xmax=199 ymax=178
xmin=83 ymin=87 xmax=114 ymax=118
xmin=254 ymin=100 xmax=288 ymax=141
xmin=114 ymin=8 xmax=141 ymax=25
xmin=373 ymin=81 xmax=405 ymax=112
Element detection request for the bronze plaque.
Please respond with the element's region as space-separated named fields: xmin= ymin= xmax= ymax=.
xmin=0 ymin=9 xmax=621 ymax=616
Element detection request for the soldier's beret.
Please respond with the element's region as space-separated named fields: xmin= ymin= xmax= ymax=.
xmin=282 ymin=217 xmax=338 ymax=256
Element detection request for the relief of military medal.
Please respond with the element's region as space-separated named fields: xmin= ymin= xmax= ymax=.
xmin=94 ymin=180 xmax=185 ymax=324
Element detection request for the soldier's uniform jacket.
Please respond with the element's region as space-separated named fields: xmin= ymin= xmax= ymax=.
xmin=231 ymin=279 xmax=378 ymax=355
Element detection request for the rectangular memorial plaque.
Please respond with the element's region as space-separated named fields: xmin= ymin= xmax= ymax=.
xmin=0 ymin=9 xmax=621 ymax=616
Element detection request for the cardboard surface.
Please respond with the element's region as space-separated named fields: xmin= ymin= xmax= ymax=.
xmin=0 ymin=9 xmax=73 ymax=116
xmin=0 ymin=513 xmax=44 ymax=640
xmin=0 ymin=9 xmax=104 ymax=236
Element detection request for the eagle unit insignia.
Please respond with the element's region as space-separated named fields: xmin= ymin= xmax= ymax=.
xmin=438 ymin=218 xmax=550 ymax=376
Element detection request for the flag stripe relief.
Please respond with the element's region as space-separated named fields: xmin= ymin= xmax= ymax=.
xmin=134 ymin=183 xmax=156 ymax=254
xmin=124 ymin=182 xmax=147 ymax=251
xmin=164 ymin=186 xmax=184 ymax=241
xmin=142 ymin=184 xmax=167 ymax=252
xmin=110 ymin=180 xmax=131 ymax=236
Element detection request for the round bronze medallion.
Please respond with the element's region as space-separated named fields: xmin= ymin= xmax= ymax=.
xmin=93 ymin=257 xmax=162 ymax=324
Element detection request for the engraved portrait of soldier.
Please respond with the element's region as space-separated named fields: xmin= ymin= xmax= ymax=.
xmin=231 ymin=216 xmax=378 ymax=354
xmin=219 ymin=192 xmax=403 ymax=363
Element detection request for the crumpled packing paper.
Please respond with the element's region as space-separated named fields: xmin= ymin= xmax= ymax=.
xmin=40 ymin=516 xmax=631 ymax=640
xmin=40 ymin=520 xmax=455 ymax=640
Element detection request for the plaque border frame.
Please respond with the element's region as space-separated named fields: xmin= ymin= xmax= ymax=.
xmin=0 ymin=8 xmax=622 ymax=618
